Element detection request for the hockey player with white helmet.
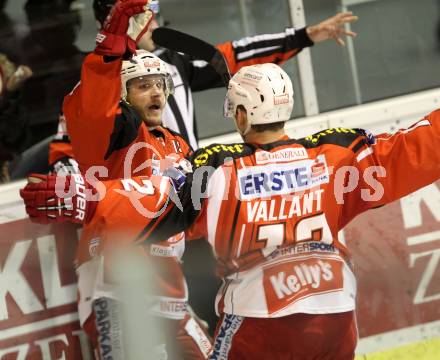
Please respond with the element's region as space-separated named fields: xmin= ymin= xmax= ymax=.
xmin=120 ymin=49 xmax=174 ymax=126
xmin=41 ymin=1 xmax=212 ymax=359
xmin=121 ymin=50 xmax=174 ymax=100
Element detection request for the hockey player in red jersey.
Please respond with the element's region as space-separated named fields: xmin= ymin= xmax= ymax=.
xmin=29 ymin=1 xmax=212 ymax=359
xmin=22 ymin=61 xmax=440 ymax=358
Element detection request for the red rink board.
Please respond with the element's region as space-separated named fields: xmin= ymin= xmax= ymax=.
xmin=0 ymin=220 xmax=92 ymax=359
xmin=346 ymin=182 xmax=440 ymax=337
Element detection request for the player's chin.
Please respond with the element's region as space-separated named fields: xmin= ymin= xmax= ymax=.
xmin=143 ymin=112 xmax=163 ymax=127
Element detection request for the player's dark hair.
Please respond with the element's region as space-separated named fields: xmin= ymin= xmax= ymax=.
xmin=236 ymin=105 xmax=285 ymax=132
xmin=251 ymin=122 xmax=285 ymax=132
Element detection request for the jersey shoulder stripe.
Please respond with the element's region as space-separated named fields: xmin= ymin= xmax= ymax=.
xmin=296 ymin=127 xmax=367 ymax=151
xmin=190 ymin=142 xmax=254 ymax=169
xmin=231 ymin=28 xmax=312 ymax=59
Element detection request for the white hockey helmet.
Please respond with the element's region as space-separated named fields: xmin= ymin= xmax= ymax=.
xmin=120 ymin=49 xmax=174 ymax=101
xmin=224 ymin=63 xmax=294 ymax=135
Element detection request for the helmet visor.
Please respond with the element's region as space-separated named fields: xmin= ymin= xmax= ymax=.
xmin=126 ymin=74 xmax=174 ymax=96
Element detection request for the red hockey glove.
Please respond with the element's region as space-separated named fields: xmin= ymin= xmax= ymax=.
xmin=95 ymin=0 xmax=154 ymax=57
xmin=19 ymin=173 xmax=98 ymax=225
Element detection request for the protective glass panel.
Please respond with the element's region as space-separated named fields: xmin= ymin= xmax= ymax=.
xmin=304 ymin=0 xmax=440 ymax=112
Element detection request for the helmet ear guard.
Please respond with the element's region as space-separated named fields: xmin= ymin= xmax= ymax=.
xmin=120 ymin=49 xmax=174 ymax=101
xmin=224 ymin=63 xmax=294 ymax=130
xmin=223 ymin=81 xmax=252 ymax=117
xmin=224 ymin=82 xmax=253 ymax=135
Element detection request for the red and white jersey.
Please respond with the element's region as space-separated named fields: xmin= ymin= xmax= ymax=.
xmin=62 ymin=54 xmax=192 ymax=324
xmin=93 ymin=109 xmax=440 ymax=318
xmin=182 ymin=136 xmax=360 ymax=317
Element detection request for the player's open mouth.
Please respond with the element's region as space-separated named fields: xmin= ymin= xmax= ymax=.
xmin=149 ymin=104 xmax=161 ymax=111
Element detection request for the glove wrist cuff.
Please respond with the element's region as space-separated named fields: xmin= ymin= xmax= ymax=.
xmin=95 ymin=32 xmax=132 ymax=57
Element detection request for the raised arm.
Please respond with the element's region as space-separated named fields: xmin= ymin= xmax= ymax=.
xmin=340 ymin=109 xmax=440 ymax=228
xmin=217 ymin=11 xmax=357 ymax=74
xmin=62 ymin=0 xmax=154 ymax=171
xmin=185 ymin=12 xmax=358 ymax=92
xmin=62 ymin=54 xmax=123 ymax=169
